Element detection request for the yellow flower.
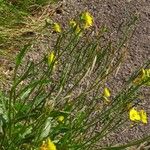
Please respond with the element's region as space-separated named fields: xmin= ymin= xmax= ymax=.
xmin=103 ymin=87 xmax=111 ymax=97
xmin=53 ymin=23 xmax=61 ymax=33
xmin=40 ymin=138 xmax=57 ymax=150
xmin=129 ymin=108 xmax=148 ymax=124
xmin=102 ymin=87 xmax=111 ymax=103
xmin=57 ymin=115 xmax=64 ymax=123
xmin=47 ymin=138 xmax=57 ymax=150
xmin=69 ymin=20 xmax=81 ymax=35
xmin=48 ymin=51 xmax=55 ymax=66
xmin=129 ymin=108 xmax=141 ymax=122
xmin=81 ymin=11 xmax=93 ymax=29
xmin=140 ymin=109 xmax=148 ymax=124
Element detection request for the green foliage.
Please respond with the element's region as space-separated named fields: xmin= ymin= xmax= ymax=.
xmin=0 ymin=0 xmax=56 ymax=51
xmin=0 ymin=13 xmax=150 ymax=150
xmin=0 ymin=0 xmax=31 ymax=27
xmin=0 ymin=0 xmax=57 ymax=26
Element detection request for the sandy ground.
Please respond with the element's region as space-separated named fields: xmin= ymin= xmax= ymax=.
xmin=0 ymin=0 xmax=150 ymax=147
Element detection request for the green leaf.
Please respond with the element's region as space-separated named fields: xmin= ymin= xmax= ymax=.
xmin=15 ymin=44 xmax=30 ymax=68
xmin=39 ymin=117 xmax=52 ymax=140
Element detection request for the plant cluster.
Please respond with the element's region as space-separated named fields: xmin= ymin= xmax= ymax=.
xmin=0 ymin=11 xmax=150 ymax=150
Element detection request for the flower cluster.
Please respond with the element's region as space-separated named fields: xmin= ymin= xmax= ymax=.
xmin=129 ymin=107 xmax=148 ymax=124
xmin=80 ymin=11 xmax=94 ymax=29
xmin=52 ymin=11 xmax=94 ymax=34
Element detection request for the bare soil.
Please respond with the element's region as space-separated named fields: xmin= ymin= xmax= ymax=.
xmin=54 ymin=0 xmax=150 ymax=146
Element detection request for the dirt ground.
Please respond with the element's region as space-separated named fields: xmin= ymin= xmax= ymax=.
xmin=53 ymin=0 xmax=150 ymax=146
xmin=0 ymin=0 xmax=150 ymax=147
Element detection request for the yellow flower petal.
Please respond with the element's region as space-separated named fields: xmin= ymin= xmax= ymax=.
xmin=103 ymin=87 xmax=111 ymax=98
xmin=53 ymin=23 xmax=61 ymax=33
xmin=40 ymin=139 xmax=57 ymax=150
xmin=47 ymin=138 xmax=57 ymax=150
xmin=57 ymin=116 xmax=64 ymax=123
xmin=48 ymin=51 xmax=55 ymax=66
xmin=129 ymin=108 xmax=141 ymax=122
xmin=81 ymin=11 xmax=93 ymax=29
xmin=140 ymin=109 xmax=148 ymax=124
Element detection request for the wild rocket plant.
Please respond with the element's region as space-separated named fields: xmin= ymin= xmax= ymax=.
xmin=0 ymin=12 xmax=150 ymax=150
